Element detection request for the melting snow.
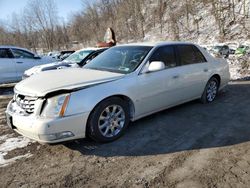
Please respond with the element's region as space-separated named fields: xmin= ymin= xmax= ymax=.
xmin=0 ymin=135 xmax=34 ymax=167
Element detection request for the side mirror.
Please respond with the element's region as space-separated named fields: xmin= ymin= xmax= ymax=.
xmin=85 ymin=59 xmax=91 ymax=64
xmin=147 ymin=61 xmax=165 ymax=73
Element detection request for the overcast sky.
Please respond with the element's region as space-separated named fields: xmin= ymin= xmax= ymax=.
xmin=0 ymin=0 xmax=84 ymax=23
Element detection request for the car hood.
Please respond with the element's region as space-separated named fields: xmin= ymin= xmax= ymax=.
xmin=24 ymin=61 xmax=78 ymax=77
xmin=15 ymin=68 xmax=124 ymax=97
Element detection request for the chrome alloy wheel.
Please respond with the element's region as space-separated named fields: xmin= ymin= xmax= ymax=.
xmin=98 ymin=105 xmax=125 ymax=138
xmin=206 ymin=80 xmax=218 ymax=102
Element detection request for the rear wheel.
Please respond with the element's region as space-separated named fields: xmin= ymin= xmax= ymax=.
xmin=87 ymin=97 xmax=130 ymax=142
xmin=201 ymin=77 xmax=219 ymax=103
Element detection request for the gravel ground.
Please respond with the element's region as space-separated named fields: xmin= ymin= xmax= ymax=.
xmin=0 ymin=81 xmax=250 ymax=187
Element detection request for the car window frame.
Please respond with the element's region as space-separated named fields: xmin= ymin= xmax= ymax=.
xmin=175 ymin=44 xmax=207 ymax=66
xmin=139 ymin=44 xmax=180 ymax=75
xmin=11 ymin=48 xmax=36 ymax=59
xmin=148 ymin=45 xmax=179 ymax=69
xmin=0 ymin=48 xmax=14 ymax=59
xmin=79 ymin=49 xmax=107 ymax=66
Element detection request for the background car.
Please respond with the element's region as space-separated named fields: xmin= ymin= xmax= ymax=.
xmin=235 ymin=45 xmax=250 ymax=56
xmin=210 ymin=45 xmax=230 ymax=58
xmin=0 ymin=46 xmax=54 ymax=84
xmin=22 ymin=47 xmax=107 ymax=79
xmin=57 ymin=50 xmax=75 ymax=60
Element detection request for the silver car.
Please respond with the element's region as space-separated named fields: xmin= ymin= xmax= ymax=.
xmin=0 ymin=46 xmax=54 ymax=84
xmin=5 ymin=42 xmax=230 ymax=143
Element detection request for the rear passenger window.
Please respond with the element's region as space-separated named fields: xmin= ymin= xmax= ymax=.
xmin=192 ymin=46 xmax=207 ymax=63
xmin=177 ymin=45 xmax=206 ymax=65
xmin=149 ymin=46 xmax=176 ymax=68
xmin=0 ymin=49 xmax=12 ymax=58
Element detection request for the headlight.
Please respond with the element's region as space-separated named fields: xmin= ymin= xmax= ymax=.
xmin=41 ymin=94 xmax=71 ymax=118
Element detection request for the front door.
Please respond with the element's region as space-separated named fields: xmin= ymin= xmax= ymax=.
xmin=0 ymin=48 xmax=17 ymax=83
xmin=135 ymin=45 xmax=182 ymax=116
xmin=11 ymin=48 xmax=39 ymax=80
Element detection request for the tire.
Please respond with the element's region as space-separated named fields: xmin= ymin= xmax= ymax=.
xmin=201 ymin=77 xmax=219 ymax=104
xmin=87 ymin=97 xmax=130 ymax=142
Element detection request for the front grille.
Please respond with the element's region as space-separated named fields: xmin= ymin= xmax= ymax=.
xmin=14 ymin=93 xmax=37 ymax=114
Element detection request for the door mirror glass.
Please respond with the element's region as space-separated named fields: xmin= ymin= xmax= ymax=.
xmin=147 ymin=61 xmax=165 ymax=73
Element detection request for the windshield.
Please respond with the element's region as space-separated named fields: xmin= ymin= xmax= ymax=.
xmin=214 ymin=46 xmax=222 ymax=50
xmin=84 ymin=46 xmax=152 ymax=74
xmin=64 ymin=50 xmax=94 ymax=63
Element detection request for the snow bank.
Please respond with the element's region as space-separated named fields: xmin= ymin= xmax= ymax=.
xmin=0 ymin=135 xmax=34 ymax=167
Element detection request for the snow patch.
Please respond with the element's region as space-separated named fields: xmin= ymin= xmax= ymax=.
xmin=228 ymin=55 xmax=250 ymax=80
xmin=0 ymin=136 xmax=34 ymax=167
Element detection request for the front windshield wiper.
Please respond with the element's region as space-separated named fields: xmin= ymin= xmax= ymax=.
xmin=84 ymin=67 xmax=106 ymax=71
xmin=63 ymin=60 xmax=80 ymax=64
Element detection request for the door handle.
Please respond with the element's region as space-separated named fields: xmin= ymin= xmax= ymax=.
xmin=172 ymin=75 xmax=179 ymax=79
xmin=16 ymin=61 xmax=23 ymax=64
xmin=204 ymin=69 xmax=208 ymax=72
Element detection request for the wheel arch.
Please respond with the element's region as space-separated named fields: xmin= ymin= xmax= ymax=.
xmin=210 ymin=74 xmax=221 ymax=87
xmin=85 ymin=94 xmax=135 ymax=134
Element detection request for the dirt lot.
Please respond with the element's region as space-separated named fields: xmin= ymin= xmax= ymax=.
xmin=0 ymin=81 xmax=250 ymax=188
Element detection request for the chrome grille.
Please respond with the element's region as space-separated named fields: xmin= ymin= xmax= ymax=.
xmin=14 ymin=93 xmax=37 ymax=114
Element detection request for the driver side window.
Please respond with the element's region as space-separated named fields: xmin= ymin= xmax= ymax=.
xmin=11 ymin=49 xmax=35 ymax=59
xmin=149 ymin=46 xmax=177 ymax=68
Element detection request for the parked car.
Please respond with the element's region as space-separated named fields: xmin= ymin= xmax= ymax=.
xmin=210 ymin=45 xmax=230 ymax=58
xmin=0 ymin=46 xmax=54 ymax=84
xmin=225 ymin=42 xmax=239 ymax=54
xmin=47 ymin=51 xmax=60 ymax=59
xmin=22 ymin=48 xmax=107 ymax=79
xmin=5 ymin=42 xmax=230 ymax=143
xmin=235 ymin=45 xmax=250 ymax=56
xmin=57 ymin=50 xmax=75 ymax=60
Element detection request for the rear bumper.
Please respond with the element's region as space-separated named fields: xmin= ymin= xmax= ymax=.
xmin=5 ymin=101 xmax=89 ymax=144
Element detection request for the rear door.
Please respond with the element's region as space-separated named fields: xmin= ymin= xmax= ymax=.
xmin=11 ymin=48 xmax=39 ymax=79
xmin=0 ymin=48 xmax=17 ymax=83
xmin=175 ymin=44 xmax=210 ymax=100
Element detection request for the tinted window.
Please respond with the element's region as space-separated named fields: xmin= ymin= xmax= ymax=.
xmin=177 ymin=45 xmax=206 ymax=65
xmin=0 ymin=49 xmax=12 ymax=58
xmin=149 ymin=46 xmax=177 ymax=68
xmin=12 ymin=49 xmax=35 ymax=59
xmin=193 ymin=46 xmax=207 ymax=63
xmin=222 ymin=45 xmax=229 ymax=50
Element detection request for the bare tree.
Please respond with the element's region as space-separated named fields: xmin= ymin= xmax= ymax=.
xmin=24 ymin=0 xmax=59 ymax=50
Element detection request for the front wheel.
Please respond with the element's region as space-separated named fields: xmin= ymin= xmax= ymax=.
xmin=201 ymin=77 xmax=219 ymax=103
xmin=87 ymin=97 xmax=130 ymax=142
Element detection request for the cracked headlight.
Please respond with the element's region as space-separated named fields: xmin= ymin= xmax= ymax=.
xmin=41 ymin=94 xmax=71 ymax=118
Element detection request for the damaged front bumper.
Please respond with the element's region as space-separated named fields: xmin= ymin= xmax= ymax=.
xmin=5 ymin=100 xmax=88 ymax=143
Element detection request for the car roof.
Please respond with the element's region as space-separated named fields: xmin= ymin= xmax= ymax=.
xmin=0 ymin=45 xmax=35 ymax=54
xmin=117 ymin=41 xmax=196 ymax=47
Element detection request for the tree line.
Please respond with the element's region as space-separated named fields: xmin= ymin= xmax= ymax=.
xmin=0 ymin=0 xmax=249 ymax=52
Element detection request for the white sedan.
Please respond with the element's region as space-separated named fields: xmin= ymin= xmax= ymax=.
xmin=22 ymin=48 xmax=107 ymax=79
xmin=0 ymin=46 xmax=54 ymax=84
xmin=5 ymin=42 xmax=230 ymax=143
